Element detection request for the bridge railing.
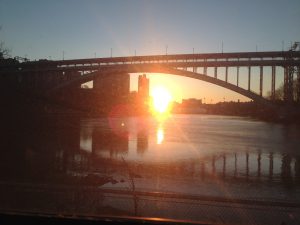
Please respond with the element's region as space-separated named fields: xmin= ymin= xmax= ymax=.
xmin=1 ymin=51 xmax=300 ymax=71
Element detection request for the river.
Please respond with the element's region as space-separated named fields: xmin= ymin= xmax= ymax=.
xmin=79 ymin=115 xmax=300 ymax=196
xmin=1 ymin=114 xmax=300 ymax=224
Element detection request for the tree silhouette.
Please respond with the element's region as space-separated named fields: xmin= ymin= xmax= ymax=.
xmin=267 ymin=81 xmax=298 ymax=101
xmin=267 ymin=84 xmax=284 ymax=101
xmin=0 ymin=26 xmax=10 ymax=59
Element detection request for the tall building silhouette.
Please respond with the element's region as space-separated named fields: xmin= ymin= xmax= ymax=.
xmin=137 ymin=74 xmax=150 ymax=113
xmin=94 ymin=73 xmax=129 ymax=99
xmin=138 ymin=74 xmax=149 ymax=99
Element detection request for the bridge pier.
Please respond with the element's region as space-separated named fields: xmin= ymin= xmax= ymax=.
xmin=248 ymin=66 xmax=251 ymax=91
xmin=225 ymin=66 xmax=228 ymax=83
xmin=203 ymin=59 xmax=207 ymax=75
xmin=260 ymin=66 xmax=263 ymax=96
xmin=214 ymin=67 xmax=217 ymax=78
xmin=236 ymin=66 xmax=240 ymax=87
xmin=214 ymin=59 xmax=217 ymax=78
xmin=271 ymin=66 xmax=276 ymax=101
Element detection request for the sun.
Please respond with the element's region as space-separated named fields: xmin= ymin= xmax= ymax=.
xmin=151 ymin=86 xmax=172 ymax=114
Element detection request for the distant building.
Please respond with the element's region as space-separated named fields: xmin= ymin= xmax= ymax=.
xmin=138 ymin=74 xmax=149 ymax=99
xmin=180 ymin=98 xmax=206 ymax=114
xmin=137 ymin=74 xmax=150 ymax=114
xmin=78 ymin=73 xmax=130 ymax=114
xmin=182 ymin=98 xmax=202 ymax=107
xmin=93 ymin=73 xmax=130 ymax=101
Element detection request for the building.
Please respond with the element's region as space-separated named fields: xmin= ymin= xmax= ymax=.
xmin=180 ymin=98 xmax=206 ymax=114
xmin=137 ymin=74 xmax=150 ymax=114
xmin=93 ymin=73 xmax=130 ymax=100
xmin=138 ymin=74 xmax=149 ymax=99
xmin=182 ymin=98 xmax=202 ymax=107
xmin=80 ymin=73 xmax=130 ymax=114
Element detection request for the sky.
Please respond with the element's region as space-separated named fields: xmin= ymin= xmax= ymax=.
xmin=1 ymin=0 xmax=300 ymax=103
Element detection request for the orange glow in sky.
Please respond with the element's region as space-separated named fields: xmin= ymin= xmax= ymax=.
xmin=130 ymin=73 xmax=251 ymax=104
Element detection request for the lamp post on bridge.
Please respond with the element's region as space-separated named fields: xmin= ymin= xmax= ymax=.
xmin=193 ymin=47 xmax=195 ymax=61
xmin=222 ymin=41 xmax=224 ymax=53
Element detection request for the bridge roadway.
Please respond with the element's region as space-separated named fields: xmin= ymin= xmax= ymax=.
xmin=1 ymin=51 xmax=300 ymax=103
xmin=1 ymin=51 xmax=300 ymax=70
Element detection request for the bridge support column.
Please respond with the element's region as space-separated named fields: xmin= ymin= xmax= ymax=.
xmin=260 ymin=66 xmax=263 ymax=96
xmin=225 ymin=67 xmax=228 ymax=83
xmin=271 ymin=66 xmax=276 ymax=100
xmin=248 ymin=66 xmax=251 ymax=91
xmin=214 ymin=59 xmax=217 ymax=78
xmin=203 ymin=59 xmax=207 ymax=75
xmin=284 ymin=66 xmax=294 ymax=103
xmin=237 ymin=67 xmax=240 ymax=87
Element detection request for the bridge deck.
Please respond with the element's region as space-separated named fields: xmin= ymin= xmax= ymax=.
xmin=1 ymin=51 xmax=300 ymax=72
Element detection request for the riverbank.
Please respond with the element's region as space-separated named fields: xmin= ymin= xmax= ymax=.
xmin=1 ymin=90 xmax=300 ymax=125
xmin=172 ymin=106 xmax=300 ymax=125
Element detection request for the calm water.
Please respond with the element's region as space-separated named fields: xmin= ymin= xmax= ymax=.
xmin=81 ymin=114 xmax=300 ymax=184
xmin=1 ymin=114 xmax=300 ymax=224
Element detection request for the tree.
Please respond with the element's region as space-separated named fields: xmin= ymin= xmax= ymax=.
xmin=0 ymin=42 xmax=10 ymax=59
xmin=267 ymin=84 xmax=284 ymax=101
xmin=0 ymin=26 xmax=10 ymax=59
xmin=267 ymin=81 xmax=298 ymax=101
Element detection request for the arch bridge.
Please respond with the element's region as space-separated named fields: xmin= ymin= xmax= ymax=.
xmin=1 ymin=51 xmax=300 ymax=104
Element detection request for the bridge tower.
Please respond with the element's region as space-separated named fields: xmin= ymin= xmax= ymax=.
xmin=284 ymin=64 xmax=294 ymax=103
xmin=284 ymin=42 xmax=300 ymax=103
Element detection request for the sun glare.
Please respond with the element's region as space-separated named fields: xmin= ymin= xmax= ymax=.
xmin=151 ymin=86 xmax=172 ymax=114
xmin=156 ymin=126 xmax=164 ymax=144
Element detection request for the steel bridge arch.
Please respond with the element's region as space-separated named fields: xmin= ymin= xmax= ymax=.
xmin=47 ymin=65 xmax=271 ymax=105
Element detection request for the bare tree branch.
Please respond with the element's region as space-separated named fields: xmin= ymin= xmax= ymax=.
xmin=0 ymin=42 xmax=10 ymax=59
xmin=0 ymin=26 xmax=11 ymax=59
